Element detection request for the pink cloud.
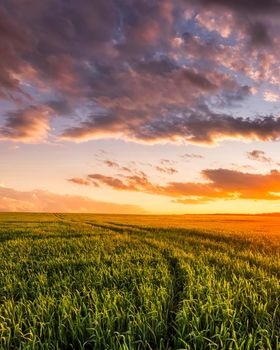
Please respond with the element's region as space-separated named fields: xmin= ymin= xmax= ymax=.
xmin=1 ymin=0 xmax=280 ymax=146
xmin=0 ymin=186 xmax=144 ymax=213
xmin=0 ymin=106 xmax=52 ymax=143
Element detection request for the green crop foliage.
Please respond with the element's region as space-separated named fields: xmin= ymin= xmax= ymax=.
xmin=0 ymin=213 xmax=279 ymax=349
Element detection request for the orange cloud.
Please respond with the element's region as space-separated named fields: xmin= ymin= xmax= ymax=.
xmin=68 ymin=178 xmax=92 ymax=186
xmin=71 ymin=168 xmax=280 ymax=203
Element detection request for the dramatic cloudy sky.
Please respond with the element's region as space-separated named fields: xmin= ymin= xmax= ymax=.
xmin=1 ymin=0 xmax=280 ymax=213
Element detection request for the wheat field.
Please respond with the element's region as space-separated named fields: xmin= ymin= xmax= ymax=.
xmin=0 ymin=213 xmax=279 ymax=349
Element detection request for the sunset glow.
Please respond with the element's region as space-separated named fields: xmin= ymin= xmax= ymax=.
xmin=2 ymin=0 xmax=280 ymax=213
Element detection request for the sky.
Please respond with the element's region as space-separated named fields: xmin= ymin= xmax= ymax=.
xmin=1 ymin=0 xmax=280 ymax=214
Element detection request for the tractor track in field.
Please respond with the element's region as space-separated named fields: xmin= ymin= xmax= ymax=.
xmin=162 ymin=250 xmax=185 ymax=349
xmin=52 ymin=216 xmax=185 ymax=349
xmin=84 ymin=221 xmax=185 ymax=349
xmin=140 ymin=238 xmax=185 ymax=350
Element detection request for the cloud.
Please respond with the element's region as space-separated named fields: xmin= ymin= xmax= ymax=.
xmin=0 ymin=186 xmax=144 ymax=213
xmin=88 ymin=174 xmax=130 ymax=190
xmin=249 ymin=22 xmax=272 ymax=47
xmin=88 ymin=173 xmax=157 ymax=194
xmin=0 ymin=4 xmax=32 ymax=100
xmin=264 ymin=91 xmax=279 ymax=102
xmin=0 ymin=106 xmax=52 ymax=142
xmin=62 ymin=106 xmax=280 ymax=145
xmin=68 ymin=178 xmax=92 ymax=186
xmin=247 ymin=150 xmax=273 ymax=163
xmin=103 ymin=160 xmax=120 ymax=169
xmin=71 ymin=167 xmax=280 ymax=203
xmin=0 ymin=0 xmax=174 ymax=100
xmin=155 ymin=166 xmax=178 ymax=175
xmin=98 ymin=156 xmax=179 ymax=176
xmin=160 ymin=159 xmax=176 ymax=166
xmin=101 ymin=159 xmax=134 ymax=174
xmin=61 ymin=65 xmax=251 ymax=144
xmin=195 ymin=10 xmax=234 ymax=38
xmin=1 ymin=0 xmax=280 ymax=145
xmin=190 ymin=0 xmax=280 ymax=14
xmin=201 ymin=168 xmax=280 ymax=200
xmin=181 ymin=153 xmax=204 ymax=160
